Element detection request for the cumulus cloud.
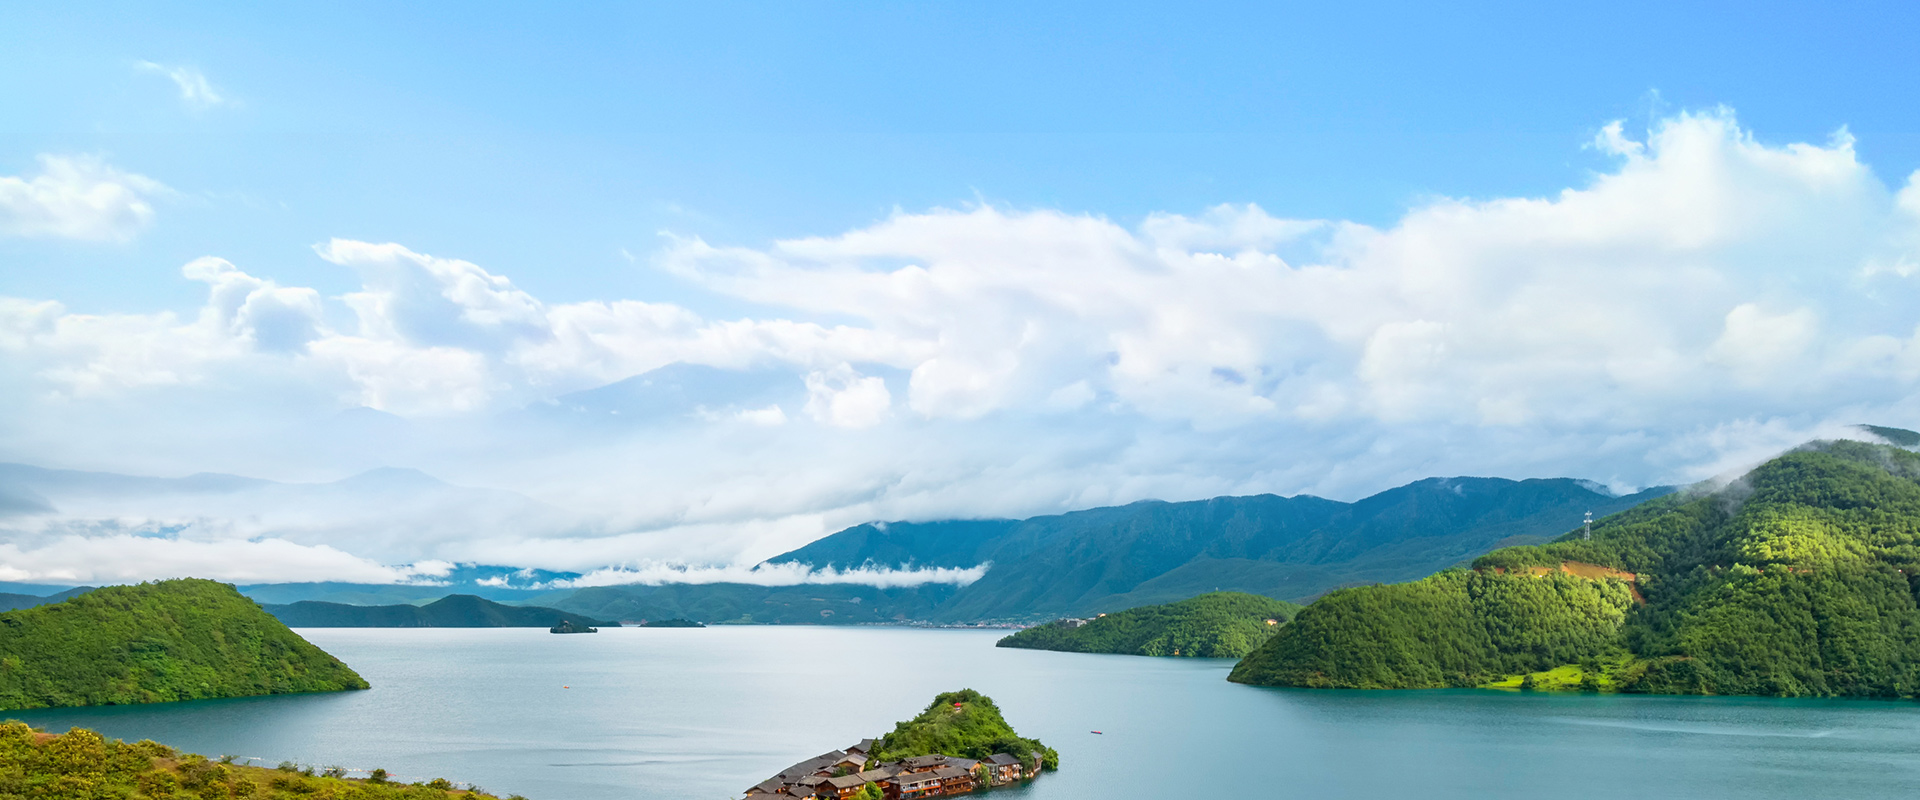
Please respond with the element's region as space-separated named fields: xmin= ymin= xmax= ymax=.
xmin=136 ymin=61 xmax=228 ymax=108
xmin=5 ymin=108 xmax=1920 ymax=583
xmin=0 ymin=155 xmax=166 ymax=241
xmin=804 ymin=365 xmax=891 ymax=428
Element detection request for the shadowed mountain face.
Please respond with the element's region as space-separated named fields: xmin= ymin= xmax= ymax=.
xmin=0 ymin=587 xmax=93 ymax=612
xmin=764 ymin=477 xmax=1672 ymax=621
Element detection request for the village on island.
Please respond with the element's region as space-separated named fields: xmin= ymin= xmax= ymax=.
xmin=744 ymin=738 xmax=1044 ymax=799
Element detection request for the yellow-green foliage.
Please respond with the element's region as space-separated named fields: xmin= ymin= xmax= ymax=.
xmin=870 ymin=690 xmax=1057 ymax=771
xmin=994 ymin=591 xmax=1301 ymax=658
xmin=1233 ymin=441 xmax=1920 ymax=697
xmin=0 ymin=579 xmax=367 ymax=711
xmin=1485 ymin=654 xmax=1634 ymax=691
xmin=1226 ymin=569 xmax=1635 ymax=688
xmin=0 ymin=722 xmax=512 ymax=800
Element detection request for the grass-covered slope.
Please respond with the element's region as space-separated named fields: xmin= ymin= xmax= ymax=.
xmin=0 ymin=723 xmax=513 ymax=800
xmin=0 ymin=579 xmax=367 ymax=711
xmin=264 ymin=595 xmax=619 ymax=628
xmin=1230 ymin=441 xmax=1920 ymax=697
xmin=870 ymin=690 xmax=1058 ymax=771
xmin=996 ymin=591 xmax=1301 ymax=658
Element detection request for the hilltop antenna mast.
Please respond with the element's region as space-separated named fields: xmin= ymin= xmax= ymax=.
xmin=1583 ymin=511 xmax=1593 ymax=540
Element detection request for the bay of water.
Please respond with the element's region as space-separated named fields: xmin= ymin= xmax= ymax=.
xmin=10 ymin=626 xmax=1920 ymax=799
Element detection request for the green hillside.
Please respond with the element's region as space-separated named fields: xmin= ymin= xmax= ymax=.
xmin=870 ymin=689 xmax=1058 ymax=771
xmin=996 ymin=591 xmax=1301 ymax=658
xmin=767 ymin=478 xmax=1667 ymax=622
xmin=0 ymin=579 xmax=367 ymax=711
xmin=1229 ymin=440 xmax=1920 ymax=697
xmin=263 ymin=595 xmax=619 ymax=628
xmin=0 ymin=723 xmax=510 ymax=800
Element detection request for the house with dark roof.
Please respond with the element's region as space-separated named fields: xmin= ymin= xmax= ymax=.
xmin=985 ymin=754 xmax=1024 ymax=785
xmin=892 ymin=769 xmax=943 ymax=799
xmin=817 ymin=773 xmax=875 ymax=799
xmin=899 ymin=755 xmax=947 ymax=772
xmin=930 ymin=765 xmax=975 ymax=794
xmin=752 ymin=743 xmax=1040 ymax=799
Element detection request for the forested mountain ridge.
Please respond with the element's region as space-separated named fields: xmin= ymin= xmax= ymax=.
xmin=1229 ymin=440 xmax=1920 ymax=697
xmin=762 ymin=477 xmax=1670 ymax=622
xmin=996 ymin=591 xmax=1302 ymax=658
xmin=0 ymin=579 xmax=367 ymax=711
xmin=264 ymin=594 xmax=619 ymax=628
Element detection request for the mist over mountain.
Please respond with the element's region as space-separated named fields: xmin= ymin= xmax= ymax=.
xmin=758 ymin=477 xmax=1672 ymax=620
xmin=0 ymin=463 xmax=576 ymax=584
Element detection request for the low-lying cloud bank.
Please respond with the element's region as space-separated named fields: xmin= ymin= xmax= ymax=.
xmin=550 ymin=561 xmax=992 ymax=589
xmin=6 ymin=108 xmax=1920 ymax=584
xmin=0 ymin=534 xmax=453 ymax=586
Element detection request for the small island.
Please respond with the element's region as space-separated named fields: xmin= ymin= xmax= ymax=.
xmin=0 ymin=578 xmax=366 ymax=711
xmin=634 ymin=618 xmax=705 ymax=628
xmin=743 ymin=690 xmax=1055 ymax=798
xmin=548 ymin=620 xmax=598 ymax=634
xmin=996 ymin=591 xmax=1301 ymax=658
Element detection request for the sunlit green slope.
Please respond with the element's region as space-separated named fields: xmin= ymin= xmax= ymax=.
xmin=1230 ymin=441 xmax=1920 ymax=697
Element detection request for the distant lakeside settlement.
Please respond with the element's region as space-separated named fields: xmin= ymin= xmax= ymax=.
xmin=5 ymin=436 xmax=1920 ymax=796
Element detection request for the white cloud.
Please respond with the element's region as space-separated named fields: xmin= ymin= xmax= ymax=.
xmin=0 ymin=155 xmax=166 ymax=241
xmin=136 ymin=61 xmax=229 ymax=108
xmin=804 ymin=365 xmax=891 ymax=428
xmin=0 ymin=534 xmax=434 ymax=585
xmin=5 ymin=108 xmax=1920 ymax=583
xmin=552 ymin=561 xmax=990 ymax=589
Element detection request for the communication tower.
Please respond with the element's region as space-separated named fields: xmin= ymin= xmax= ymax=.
xmin=1583 ymin=511 xmax=1593 ymax=540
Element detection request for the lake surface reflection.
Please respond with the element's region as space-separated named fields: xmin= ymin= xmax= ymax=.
xmin=10 ymin=627 xmax=1920 ymax=799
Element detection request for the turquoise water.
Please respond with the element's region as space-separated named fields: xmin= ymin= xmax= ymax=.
xmin=10 ymin=626 xmax=1920 ymax=799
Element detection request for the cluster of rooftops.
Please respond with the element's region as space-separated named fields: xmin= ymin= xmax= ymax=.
xmin=745 ymin=738 xmax=1043 ymax=799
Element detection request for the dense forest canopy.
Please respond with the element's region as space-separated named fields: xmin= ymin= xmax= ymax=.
xmin=870 ymin=690 xmax=1058 ymax=771
xmin=1230 ymin=441 xmax=1920 ymax=697
xmin=0 ymin=579 xmax=367 ymax=711
xmin=996 ymin=591 xmax=1301 ymax=658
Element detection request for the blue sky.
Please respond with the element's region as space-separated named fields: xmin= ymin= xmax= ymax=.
xmin=9 ymin=1 xmax=1920 ymax=312
xmin=5 ymin=2 xmax=1920 ymax=583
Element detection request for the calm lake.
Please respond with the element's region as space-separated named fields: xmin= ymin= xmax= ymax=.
xmin=10 ymin=627 xmax=1920 ymax=799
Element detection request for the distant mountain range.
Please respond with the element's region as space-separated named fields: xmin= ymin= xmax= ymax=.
xmin=0 ymin=586 xmax=93 ymax=612
xmin=263 ymin=594 xmax=619 ymax=628
xmin=0 ymin=446 xmax=1676 ymax=624
xmin=554 ymin=476 xmax=1672 ymax=623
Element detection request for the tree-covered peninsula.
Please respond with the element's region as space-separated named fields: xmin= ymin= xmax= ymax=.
xmin=996 ymin=591 xmax=1300 ymax=658
xmin=0 ymin=579 xmax=367 ymax=711
xmin=1229 ymin=440 xmax=1920 ymax=697
xmin=871 ymin=690 xmax=1058 ymax=771
xmin=0 ymin=722 xmax=515 ymax=800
